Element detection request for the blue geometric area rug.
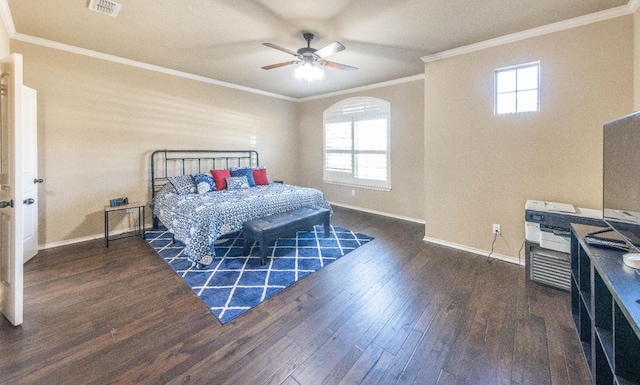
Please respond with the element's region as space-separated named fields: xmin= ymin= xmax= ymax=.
xmin=145 ymin=225 xmax=374 ymax=324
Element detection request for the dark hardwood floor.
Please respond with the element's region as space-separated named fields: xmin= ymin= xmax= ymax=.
xmin=0 ymin=206 xmax=590 ymax=385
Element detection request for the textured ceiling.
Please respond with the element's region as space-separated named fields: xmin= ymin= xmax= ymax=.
xmin=5 ymin=0 xmax=632 ymax=99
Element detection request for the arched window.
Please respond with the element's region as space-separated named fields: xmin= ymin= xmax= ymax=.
xmin=323 ymin=97 xmax=391 ymax=191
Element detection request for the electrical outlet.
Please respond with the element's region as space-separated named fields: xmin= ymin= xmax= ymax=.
xmin=351 ymin=189 xmax=355 ymax=196
xmin=493 ymin=224 xmax=501 ymax=235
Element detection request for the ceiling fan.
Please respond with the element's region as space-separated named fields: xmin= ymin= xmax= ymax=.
xmin=261 ymin=33 xmax=358 ymax=73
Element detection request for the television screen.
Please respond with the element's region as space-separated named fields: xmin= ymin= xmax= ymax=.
xmin=602 ymin=111 xmax=640 ymax=251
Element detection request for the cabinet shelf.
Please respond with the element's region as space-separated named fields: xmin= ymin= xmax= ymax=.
xmin=581 ymin=341 xmax=592 ymax=369
xmin=571 ymin=224 xmax=640 ymax=385
xmin=595 ymin=327 xmax=614 ymax=369
xmin=619 ymin=377 xmax=638 ymax=385
xmin=580 ymin=290 xmax=592 ymax=318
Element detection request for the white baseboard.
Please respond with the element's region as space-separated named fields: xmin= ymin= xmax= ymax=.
xmin=38 ymin=207 xmax=523 ymax=268
xmin=423 ymin=236 xmax=524 ymax=266
xmin=329 ymin=202 xmax=523 ymax=266
xmin=329 ymin=201 xmax=425 ymax=224
xmin=39 ymin=203 xmax=423 ymax=250
xmin=39 ymin=226 xmax=149 ymax=250
xmin=40 ymin=233 xmax=102 ymax=250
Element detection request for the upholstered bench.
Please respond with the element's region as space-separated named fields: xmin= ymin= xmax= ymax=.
xmin=243 ymin=207 xmax=331 ymax=265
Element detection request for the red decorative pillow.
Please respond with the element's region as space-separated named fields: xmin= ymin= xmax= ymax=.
xmin=210 ymin=169 xmax=231 ymax=190
xmin=253 ymin=168 xmax=269 ymax=185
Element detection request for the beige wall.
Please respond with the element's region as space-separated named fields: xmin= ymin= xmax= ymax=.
xmin=296 ymin=80 xmax=425 ymax=222
xmin=424 ymin=17 xmax=634 ymax=261
xmin=0 ymin=21 xmax=8 ymax=57
xmin=6 ymin=11 xmax=636 ymax=253
xmin=10 ymin=40 xmax=423 ymax=247
xmin=635 ymin=5 xmax=640 ymax=109
xmin=12 ymin=41 xmax=299 ymax=246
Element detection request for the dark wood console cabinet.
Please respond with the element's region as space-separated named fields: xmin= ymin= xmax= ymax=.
xmin=570 ymin=224 xmax=640 ymax=384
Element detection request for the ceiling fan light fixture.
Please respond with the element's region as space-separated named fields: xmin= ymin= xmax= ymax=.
xmin=295 ymin=62 xmax=323 ymax=82
xmin=262 ymin=33 xmax=356 ymax=78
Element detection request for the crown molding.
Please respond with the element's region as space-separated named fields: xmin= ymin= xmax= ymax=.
xmin=1 ymin=0 xmax=636 ymax=100
xmin=422 ymin=4 xmax=633 ymax=63
xmin=0 ymin=0 xmax=424 ymax=102
xmin=298 ymin=74 xmax=425 ymax=102
xmin=13 ymin=30 xmax=425 ymax=102
xmin=10 ymin=31 xmax=423 ymax=103
xmin=11 ymin=32 xmax=299 ymax=102
xmin=0 ymin=0 xmax=15 ymax=38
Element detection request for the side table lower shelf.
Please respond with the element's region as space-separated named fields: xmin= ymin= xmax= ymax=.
xmin=570 ymin=224 xmax=640 ymax=385
xmin=104 ymin=202 xmax=145 ymax=247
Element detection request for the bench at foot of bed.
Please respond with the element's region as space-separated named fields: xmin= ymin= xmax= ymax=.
xmin=242 ymin=207 xmax=331 ymax=265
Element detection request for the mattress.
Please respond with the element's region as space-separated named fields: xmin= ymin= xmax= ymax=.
xmin=151 ymin=182 xmax=332 ymax=267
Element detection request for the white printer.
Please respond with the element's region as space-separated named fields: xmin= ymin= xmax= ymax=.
xmin=525 ymin=200 xmax=603 ymax=253
xmin=524 ymin=200 xmax=604 ymax=291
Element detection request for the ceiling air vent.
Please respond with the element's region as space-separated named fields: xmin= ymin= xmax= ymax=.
xmin=88 ymin=0 xmax=122 ymax=17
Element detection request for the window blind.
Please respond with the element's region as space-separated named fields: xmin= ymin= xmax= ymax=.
xmin=323 ymin=97 xmax=391 ymax=191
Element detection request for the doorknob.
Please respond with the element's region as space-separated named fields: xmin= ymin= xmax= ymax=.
xmin=0 ymin=200 xmax=13 ymax=208
xmin=34 ymin=178 xmax=44 ymax=184
xmin=23 ymin=198 xmax=34 ymax=205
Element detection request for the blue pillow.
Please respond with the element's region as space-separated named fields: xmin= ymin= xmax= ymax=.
xmin=167 ymin=175 xmax=196 ymax=195
xmin=230 ymin=167 xmax=256 ymax=187
xmin=192 ymin=173 xmax=216 ymax=194
xmin=225 ymin=176 xmax=250 ymax=190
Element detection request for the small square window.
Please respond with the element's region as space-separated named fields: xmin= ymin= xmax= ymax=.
xmin=495 ymin=62 xmax=539 ymax=114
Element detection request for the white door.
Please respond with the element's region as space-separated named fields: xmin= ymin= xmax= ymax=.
xmin=0 ymin=53 xmax=25 ymax=326
xmin=22 ymin=86 xmax=38 ymax=263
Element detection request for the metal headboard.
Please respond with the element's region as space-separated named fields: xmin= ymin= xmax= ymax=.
xmin=150 ymin=149 xmax=259 ymax=200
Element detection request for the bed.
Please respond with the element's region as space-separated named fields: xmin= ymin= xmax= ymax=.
xmin=149 ymin=150 xmax=332 ymax=267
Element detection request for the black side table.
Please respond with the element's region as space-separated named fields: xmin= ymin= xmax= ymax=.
xmin=104 ymin=202 xmax=145 ymax=247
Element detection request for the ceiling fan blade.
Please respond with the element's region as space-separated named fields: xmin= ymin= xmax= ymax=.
xmin=261 ymin=61 xmax=298 ymax=70
xmin=262 ymin=42 xmax=299 ymax=57
xmin=319 ymin=60 xmax=359 ymax=72
xmin=314 ymin=41 xmax=345 ymax=58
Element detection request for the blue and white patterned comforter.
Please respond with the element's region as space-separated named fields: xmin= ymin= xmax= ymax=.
xmin=151 ymin=183 xmax=332 ymax=267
